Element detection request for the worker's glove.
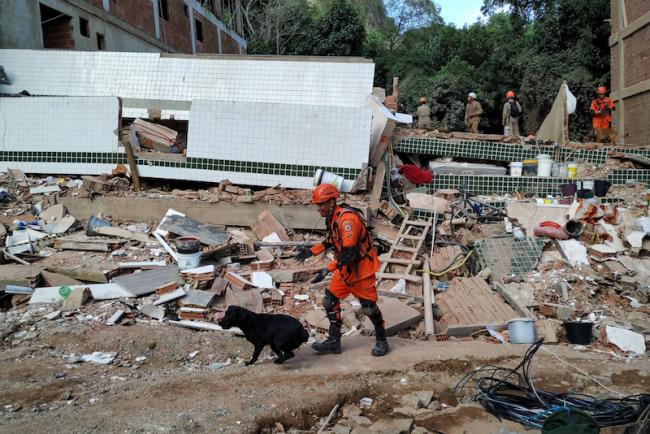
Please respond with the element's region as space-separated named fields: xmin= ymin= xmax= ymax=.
xmin=311 ymin=268 xmax=329 ymax=283
xmin=295 ymin=246 xmax=313 ymax=262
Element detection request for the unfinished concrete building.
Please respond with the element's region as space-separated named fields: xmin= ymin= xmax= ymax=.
xmin=610 ymin=0 xmax=650 ymax=144
xmin=0 ymin=0 xmax=246 ymax=54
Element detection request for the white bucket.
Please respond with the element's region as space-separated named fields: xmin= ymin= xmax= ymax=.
xmin=579 ymin=180 xmax=595 ymax=190
xmin=504 ymin=125 xmax=512 ymax=136
xmin=509 ymin=162 xmax=523 ymax=177
xmin=314 ymin=169 xmax=352 ymax=193
xmin=176 ymin=251 xmax=200 ymax=270
xmin=537 ymin=157 xmax=553 ymax=177
xmin=507 ymin=318 xmax=537 ymax=344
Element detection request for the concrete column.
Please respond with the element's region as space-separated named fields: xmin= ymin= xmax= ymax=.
xmin=152 ymin=0 xmax=161 ymax=39
xmin=188 ymin=3 xmax=196 ymax=54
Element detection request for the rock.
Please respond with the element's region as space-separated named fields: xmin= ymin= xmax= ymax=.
xmin=368 ymin=418 xmax=412 ymax=434
xmin=348 ymin=415 xmax=372 ymax=428
xmin=411 ymin=427 xmax=433 ymax=434
xmin=400 ymin=390 xmax=434 ymax=409
xmin=393 ymin=407 xmax=435 ymax=421
xmin=331 ymin=424 xmax=351 ymax=434
xmin=341 ymin=404 xmax=362 ymax=418
xmin=427 ymin=400 xmax=442 ymax=411
xmin=350 ymin=427 xmax=373 ymax=434
xmin=60 ymin=391 xmax=73 ymax=401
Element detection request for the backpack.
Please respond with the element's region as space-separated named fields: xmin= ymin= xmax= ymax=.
xmin=510 ymin=100 xmax=521 ymax=118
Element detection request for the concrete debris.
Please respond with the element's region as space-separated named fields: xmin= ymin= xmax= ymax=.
xmin=605 ymin=325 xmax=646 ymax=355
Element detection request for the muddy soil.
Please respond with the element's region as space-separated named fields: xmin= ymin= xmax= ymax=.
xmin=1 ymin=319 xmax=649 ymax=434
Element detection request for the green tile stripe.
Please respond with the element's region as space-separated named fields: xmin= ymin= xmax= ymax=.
xmin=0 ymin=151 xmax=361 ymax=180
xmin=394 ymin=137 xmax=650 ymax=165
xmin=423 ymin=174 xmax=576 ymax=196
xmin=608 ymin=169 xmax=650 ymax=187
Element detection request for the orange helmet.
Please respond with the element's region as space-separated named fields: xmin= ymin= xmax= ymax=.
xmin=312 ymin=184 xmax=340 ymax=204
xmin=506 ymin=90 xmax=515 ymax=98
xmin=597 ymin=86 xmax=607 ymax=94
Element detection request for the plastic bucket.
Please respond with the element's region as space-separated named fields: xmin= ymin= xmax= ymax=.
xmin=567 ymin=163 xmax=578 ymax=179
xmin=508 ymin=318 xmax=537 ymax=344
xmin=564 ymin=321 xmax=593 ymax=345
xmin=564 ymin=220 xmax=584 ymax=238
xmin=537 ymin=157 xmax=553 ymax=177
xmin=504 ymin=125 xmax=512 ymax=136
xmin=176 ymin=251 xmax=201 ymax=270
xmin=560 ymin=183 xmax=577 ymax=196
xmin=576 ymin=189 xmax=594 ymax=199
xmin=594 ymin=180 xmax=611 ymax=197
xmin=175 ymin=236 xmax=201 ymax=270
xmin=509 ymin=162 xmax=523 ymax=177
xmin=579 ymin=180 xmax=595 ymax=190
xmin=87 ymin=215 xmax=112 ymax=236
xmin=522 ymin=160 xmax=537 ymax=176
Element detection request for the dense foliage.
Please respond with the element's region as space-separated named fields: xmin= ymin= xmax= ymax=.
xmin=243 ymin=0 xmax=610 ymax=139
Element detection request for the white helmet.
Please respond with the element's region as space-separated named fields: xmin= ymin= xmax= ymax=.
xmin=468 ymin=92 xmax=477 ymax=99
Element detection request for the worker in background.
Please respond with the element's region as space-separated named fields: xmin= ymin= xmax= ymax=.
xmin=464 ymin=92 xmax=483 ymax=133
xmin=416 ymin=97 xmax=432 ymax=130
xmin=296 ymin=184 xmax=388 ymax=357
xmin=502 ymin=90 xmax=522 ymax=136
xmin=590 ymin=86 xmax=615 ymax=130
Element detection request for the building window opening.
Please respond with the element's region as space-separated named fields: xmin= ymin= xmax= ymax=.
xmin=195 ymin=19 xmax=203 ymax=42
xmin=79 ymin=17 xmax=90 ymax=37
xmin=39 ymin=3 xmax=74 ymax=49
xmin=159 ymin=0 xmax=169 ymax=21
xmin=96 ymin=33 xmax=106 ymax=50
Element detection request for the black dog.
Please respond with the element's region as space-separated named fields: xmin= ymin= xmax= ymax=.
xmin=218 ymin=305 xmax=309 ymax=366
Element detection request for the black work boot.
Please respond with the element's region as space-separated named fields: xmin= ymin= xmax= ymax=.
xmin=371 ymin=326 xmax=389 ymax=357
xmin=312 ymin=323 xmax=342 ymax=354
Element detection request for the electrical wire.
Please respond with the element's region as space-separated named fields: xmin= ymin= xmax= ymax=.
xmin=454 ymin=339 xmax=650 ymax=430
xmin=418 ymin=251 xmax=474 ymax=277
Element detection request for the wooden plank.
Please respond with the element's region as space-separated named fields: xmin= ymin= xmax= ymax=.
xmin=369 ymin=160 xmax=386 ymax=214
xmin=376 ymin=272 xmax=422 ymax=283
xmin=123 ymin=141 xmax=141 ymax=192
xmin=401 ymin=234 xmax=425 ymax=241
xmin=382 ymin=257 xmax=422 ymax=265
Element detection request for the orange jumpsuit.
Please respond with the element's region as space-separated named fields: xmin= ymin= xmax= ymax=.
xmin=590 ymin=97 xmax=615 ymax=129
xmin=310 ymin=205 xmax=380 ymax=302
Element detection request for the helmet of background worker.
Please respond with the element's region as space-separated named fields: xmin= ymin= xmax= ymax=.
xmin=312 ymin=184 xmax=340 ymax=204
xmin=506 ymin=90 xmax=515 ymax=98
xmin=468 ymin=92 xmax=477 ymax=99
xmin=419 ymin=97 xmax=427 ymax=104
xmin=597 ymin=86 xmax=607 ymax=95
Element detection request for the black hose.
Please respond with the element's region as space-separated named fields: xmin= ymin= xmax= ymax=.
xmin=454 ymin=339 xmax=650 ymax=429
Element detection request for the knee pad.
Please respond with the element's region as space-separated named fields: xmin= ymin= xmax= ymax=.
xmin=323 ymin=290 xmax=341 ymax=322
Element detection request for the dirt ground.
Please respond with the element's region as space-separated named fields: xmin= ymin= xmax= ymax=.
xmin=1 ymin=318 xmax=649 ymax=434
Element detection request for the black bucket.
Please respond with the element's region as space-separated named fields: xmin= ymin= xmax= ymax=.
xmin=576 ymin=189 xmax=594 ymax=199
xmin=560 ymin=183 xmax=577 ymax=197
xmin=564 ymin=220 xmax=584 ymax=238
xmin=175 ymin=236 xmax=201 ymax=254
xmin=564 ymin=321 xmax=593 ymax=345
xmin=594 ymin=180 xmax=612 ymax=197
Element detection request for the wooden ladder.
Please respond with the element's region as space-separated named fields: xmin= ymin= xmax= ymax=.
xmin=376 ymin=217 xmax=432 ymax=284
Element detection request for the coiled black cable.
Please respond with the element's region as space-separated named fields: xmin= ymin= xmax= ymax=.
xmin=454 ymin=339 xmax=650 ymax=430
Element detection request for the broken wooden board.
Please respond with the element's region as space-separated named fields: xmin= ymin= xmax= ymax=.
xmin=251 ymin=210 xmax=289 ymax=242
xmin=0 ymin=264 xmax=43 ymax=289
xmin=369 ymin=160 xmax=387 ymax=214
xmin=434 ymin=277 xmax=518 ymax=336
xmin=112 ymin=266 xmax=180 ymax=297
xmin=158 ymin=213 xmax=229 ymax=246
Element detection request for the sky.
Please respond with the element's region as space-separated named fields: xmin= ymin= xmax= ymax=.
xmin=436 ymin=0 xmax=487 ymax=27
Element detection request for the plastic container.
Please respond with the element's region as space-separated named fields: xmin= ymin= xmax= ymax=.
xmin=564 ymin=220 xmax=584 ymax=238
xmin=579 ymin=180 xmax=595 ymax=190
xmin=86 ymin=215 xmax=112 ymax=236
xmin=522 ymin=159 xmax=537 ymax=176
xmin=509 ymin=162 xmax=523 ymax=177
xmin=594 ymin=180 xmax=611 ymax=197
xmin=560 ymin=183 xmax=577 ymax=197
xmin=508 ymin=318 xmax=537 ymax=344
xmin=564 ymin=321 xmax=593 ymax=345
xmin=567 ymin=163 xmax=578 ymax=179
xmin=314 ymin=169 xmax=354 ymax=193
xmin=576 ymin=189 xmax=594 ymax=199
xmin=537 ymin=156 xmax=553 ymax=177
xmin=175 ymin=236 xmax=201 ymax=270
xmin=504 ymin=125 xmax=512 ymax=136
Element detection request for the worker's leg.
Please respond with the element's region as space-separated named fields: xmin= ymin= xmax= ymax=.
xmin=312 ymin=272 xmax=348 ymax=354
xmin=350 ymin=277 xmax=389 ymax=357
xmin=470 ymin=117 xmax=480 ymax=133
xmin=510 ymin=119 xmax=520 ymax=136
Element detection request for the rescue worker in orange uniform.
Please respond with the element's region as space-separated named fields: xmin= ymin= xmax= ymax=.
xmin=296 ymin=184 xmax=388 ymax=357
xmin=590 ymin=86 xmax=615 ymax=129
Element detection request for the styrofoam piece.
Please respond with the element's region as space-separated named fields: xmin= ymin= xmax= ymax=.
xmin=29 ymin=284 xmax=133 ymax=304
xmin=153 ymin=287 xmax=186 ymax=305
xmin=180 ymin=265 xmax=214 ymax=275
xmin=557 ymin=239 xmax=589 ymax=266
xmin=168 ymin=320 xmax=243 ymax=335
xmin=251 ymin=271 xmax=274 ymax=289
xmin=118 ymin=261 xmax=167 ymax=268
xmin=29 ymin=185 xmax=61 ymax=194
xmin=606 ymin=325 xmax=646 ymax=355
xmin=106 ymin=310 xmax=125 ymax=326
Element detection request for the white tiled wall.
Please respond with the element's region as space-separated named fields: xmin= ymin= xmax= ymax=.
xmin=187 ymin=100 xmax=371 ymax=168
xmin=0 ymin=97 xmax=120 ymax=152
xmin=1 ymin=50 xmax=374 ymax=109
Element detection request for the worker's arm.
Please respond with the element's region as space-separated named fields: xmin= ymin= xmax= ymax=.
xmin=335 ymin=217 xmax=361 ymax=271
xmin=589 ymin=100 xmax=598 ymax=114
xmin=502 ymin=103 xmax=509 ymax=126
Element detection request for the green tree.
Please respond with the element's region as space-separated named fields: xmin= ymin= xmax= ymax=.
xmin=309 ymin=0 xmax=366 ymax=56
